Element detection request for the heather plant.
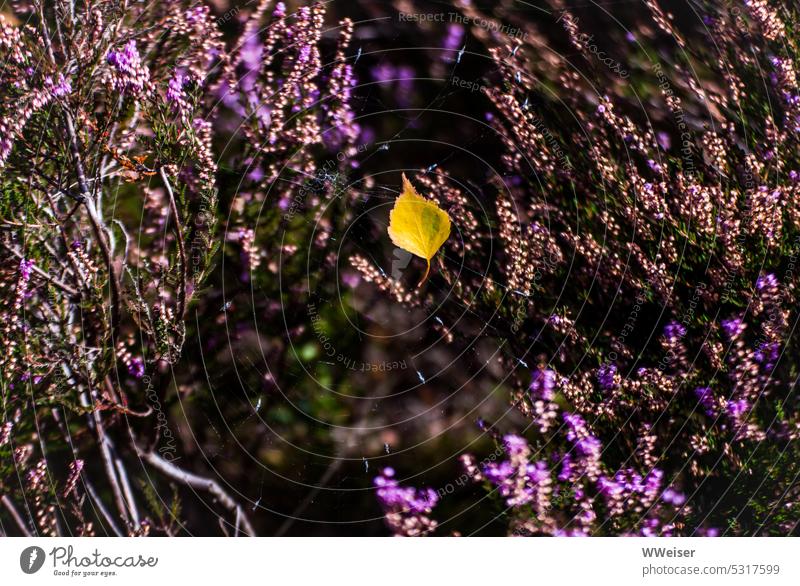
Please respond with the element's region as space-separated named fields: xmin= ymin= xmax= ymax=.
xmin=0 ymin=0 xmax=236 ymax=536
xmin=1 ymin=0 xmax=800 ymax=538
xmin=0 ymin=0 xmax=360 ymax=536
xmin=353 ymin=0 xmax=800 ymax=535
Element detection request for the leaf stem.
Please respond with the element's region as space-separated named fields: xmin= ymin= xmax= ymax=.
xmin=417 ymin=259 xmax=431 ymax=287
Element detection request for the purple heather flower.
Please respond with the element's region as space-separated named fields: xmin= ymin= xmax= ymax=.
xmin=646 ymin=158 xmax=662 ymax=173
xmin=645 ymin=469 xmax=664 ymax=499
xmin=107 ymin=40 xmax=136 ymax=68
xmin=374 ymin=468 xmax=438 ymax=514
xmin=372 ymin=64 xmax=415 ymax=107
xmin=503 ymin=434 xmax=529 ymax=456
xmin=443 ymin=24 xmax=465 ymax=58
xmin=525 ymin=460 xmax=550 ymax=485
xmin=558 ymin=453 xmax=573 ymax=482
xmin=754 ymin=341 xmax=780 ymax=368
xmin=663 ymin=320 xmax=686 ymax=341
xmin=599 ymin=468 xmax=665 ymax=516
xmin=128 ymin=357 xmax=145 ymax=379
xmin=225 ymin=17 xmax=274 ymax=123
xmin=640 ymin=516 xmax=674 ymax=537
xmin=45 ymin=73 xmax=71 ymax=97
xmin=297 ymin=45 xmax=312 ymax=64
xmin=756 ymin=273 xmax=778 ymax=291
xmin=373 ymin=468 xmax=439 ymax=536
xmin=564 ymin=413 xmax=591 ymax=443
xmin=530 ymin=367 xmax=556 ymax=400
xmin=19 ymin=258 xmax=34 ymax=281
xmin=371 ymin=63 xmax=395 ymax=84
xmin=392 ymin=65 xmax=414 ymax=80
xmin=597 ymin=474 xmax=625 ymax=500
xmin=597 ymin=363 xmax=617 ymax=391
xmin=726 ymin=399 xmax=749 ymax=419
xmin=184 ymin=6 xmax=206 ymax=26
xmin=246 ymin=163 xmax=264 ymax=183
xmin=662 ymin=488 xmax=686 ymax=506
xmin=563 ymin=413 xmax=602 ymax=479
xmin=167 ymin=72 xmax=186 ymax=104
xmin=483 ymin=460 xmax=514 ymax=484
xmin=694 ymin=387 xmax=717 ymax=416
xmin=106 ymin=40 xmax=150 ymax=95
xmin=575 ymin=435 xmax=601 ymax=458
xmin=20 ymin=373 xmax=41 ymax=384
xmin=721 ymin=317 xmax=745 ymax=339
xmin=482 ymin=438 xmax=551 ymax=508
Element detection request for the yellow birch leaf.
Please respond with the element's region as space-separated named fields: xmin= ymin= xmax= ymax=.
xmin=387 ymin=173 xmax=451 ymax=285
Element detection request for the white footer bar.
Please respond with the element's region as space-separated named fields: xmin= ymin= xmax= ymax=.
xmin=1 ymin=537 xmax=797 ymax=584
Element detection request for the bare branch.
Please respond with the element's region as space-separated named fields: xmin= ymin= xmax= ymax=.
xmin=160 ymin=166 xmax=188 ymax=320
xmin=1 ymin=495 xmax=32 ymax=536
xmin=82 ymin=478 xmax=125 ymax=537
xmin=50 ymin=407 xmax=124 ymax=536
xmin=63 ymin=109 xmax=122 ymax=337
xmin=137 ymin=449 xmax=256 ymax=536
xmin=114 ymin=454 xmax=140 ymax=526
xmin=0 ymin=240 xmax=79 ymax=297
xmin=90 ymin=407 xmax=132 ymax=531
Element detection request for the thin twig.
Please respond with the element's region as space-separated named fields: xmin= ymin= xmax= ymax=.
xmin=114 ymin=454 xmax=140 ymax=526
xmin=137 ymin=449 xmax=256 ymax=536
xmin=38 ymin=185 xmax=93 ymax=294
xmin=82 ymin=478 xmax=124 ymax=537
xmin=1 ymin=495 xmax=32 ymax=537
xmin=51 ymin=406 xmax=124 ymax=536
xmin=63 ymin=110 xmax=122 ymax=336
xmin=160 ymin=166 xmax=188 ymax=320
xmin=87 ymin=398 xmax=132 ymax=531
xmin=0 ymin=241 xmax=79 ymax=296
